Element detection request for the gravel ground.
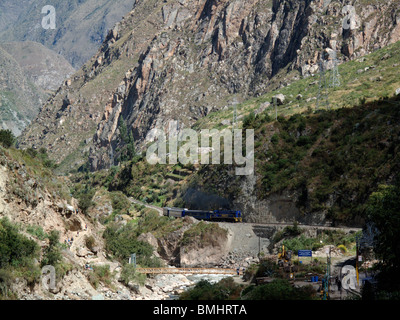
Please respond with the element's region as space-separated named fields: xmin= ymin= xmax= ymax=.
xmin=218 ymin=222 xmax=270 ymax=257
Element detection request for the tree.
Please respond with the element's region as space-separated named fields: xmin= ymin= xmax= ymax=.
xmin=242 ymin=279 xmax=315 ymax=300
xmin=366 ymin=183 xmax=400 ymax=293
xmin=118 ymin=116 xmax=136 ymax=162
xmin=0 ymin=130 xmax=15 ymax=148
xmin=41 ymin=230 xmax=62 ymax=267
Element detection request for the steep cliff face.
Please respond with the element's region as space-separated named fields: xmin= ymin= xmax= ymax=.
xmin=18 ymin=0 xmax=400 ymax=172
xmin=0 ymin=147 xmax=79 ymax=234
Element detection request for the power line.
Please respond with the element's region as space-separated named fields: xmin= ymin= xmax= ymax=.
xmin=317 ymin=50 xmax=330 ymax=110
xmin=330 ymin=50 xmax=341 ymax=88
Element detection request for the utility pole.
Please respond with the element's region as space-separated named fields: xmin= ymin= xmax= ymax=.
xmin=356 ymin=234 xmax=360 ymax=287
xmin=330 ymin=50 xmax=341 ymax=88
xmin=274 ymin=96 xmax=278 ymax=121
xmin=317 ymin=51 xmax=330 ymax=110
xmin=109 ymin=147 xmax=114 ymax=169
xmin=322 ymin=247 xmax=331 ymax=300
xmin=129 ymin=253 xmax=137 ymax=268
xmin=232 ymin=98 xmax=238 ymax=132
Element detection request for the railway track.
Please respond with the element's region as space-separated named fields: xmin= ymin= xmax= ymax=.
xmin=248 ymin=222 xmax=362 ymax=232
xmin=128 ymin=197 xmax=362 ymax=233
xmin=129 ymin=197 xmax=163 ymax=215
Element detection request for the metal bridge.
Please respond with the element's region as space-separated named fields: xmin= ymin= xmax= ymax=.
xmin=136 ymin=268 xmax=238 ymax=275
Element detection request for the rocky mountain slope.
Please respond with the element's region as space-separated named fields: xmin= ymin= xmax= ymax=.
xmin=67 ymin=38 xmax=400 ymax=228
xmin=18 ymin=0 xmax=400 ymax=173
xmin=0 ymin=145 xmax=256 ymax=300
xmin=0 ymin=41 xmax=74 ymax=136
xmin=181 ymin=40 xmax=400 ymax=227
xmin=0 ymin=146 xmax=150 ymax=300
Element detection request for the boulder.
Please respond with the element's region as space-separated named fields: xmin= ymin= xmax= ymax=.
xmin=137 ymin=232 xmax=159 ymax=253
xmin=255 ymin=102 xmax=270 ymax=115
xmin=272 ymin=94 xmax=286 ymax=105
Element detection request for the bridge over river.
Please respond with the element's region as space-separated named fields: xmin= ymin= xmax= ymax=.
xmin=136 ymin=268 xmax=238 ymax=275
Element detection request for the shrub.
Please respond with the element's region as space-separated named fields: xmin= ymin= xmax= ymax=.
xmin=109 ymin=191 xmax=131 ymax=215
xmin=337 ymin=244 xmax=348 ymax=253
xmin=119 ymin=263 xmax=146 ymax=286
xmin=272 ymin=222 xmax=302 ymax=243
xmin=89 ymin=264 xmax=114 ymax=289
xmin=77 ymin=189 xmax=95 ymax=215
xmin=282 ymin=235 xmax=319 ymax=254
xmin=85 ymin=235 xmax=96 ymax=251
xmin=242 ymin=279 xmax=316 ymax=300
xmin=103 ymin=222 xmax=161 ymax=267
xmin=0 ymin=130 xmax=15 ymax=148
xmin=0 ymin=269 xmax=14 ymax=299
xmin=26 ymin=225 xmax=48 ymax=241
xmin=41 ymin=230 xmax=62 ymax=267
xmin=0 ymin=218 xmax=39 ymax=269
xmin=271 ymin=134 xmax=279 ymax=144
xmin=243 ymin=111 xmax=255 ymax=128
xmin=179 ymin=278 xmax=243 ymax=300
xmin=255 ymin=258 xmax=279 ymax=278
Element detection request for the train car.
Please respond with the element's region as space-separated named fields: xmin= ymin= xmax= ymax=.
xmin=163 ymin=207 xmax=186 ymax=218
xmin=182 ymin=209 xmax=213 ymax=220
xmin=211 ymin=210 xmax=242 ymax=223
xmin=163 ymin=207 xmax=242 ymax=223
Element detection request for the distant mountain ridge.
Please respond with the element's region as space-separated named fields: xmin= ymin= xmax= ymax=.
xmin=0 ymin=41 xmax=74 ymax=136
xmin=0 ymin=0 xmax=136 ymax=68
xmin=0 ymin=0 xmax=135 ymax=135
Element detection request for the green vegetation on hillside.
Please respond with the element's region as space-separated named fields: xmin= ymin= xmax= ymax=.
xmin=0 ymin=129 xmax=15 ymax=148
xmin=63 ymin=41 xmax=400 ymax=228
xmin=179 ymin=275 xmax=317 ymax=300
xmin=102 ymin=219 xmax=163 ymax=267
xmin=179 ymin=278 xmax=244 ymax=300
xmin=181 ymin=221 xmax=228 ymax=248
xmin=365 ymin=181 xmax=400 ymax=298
xmin=181 ymin=94 xmax=400 ymax=225
xmin=195 ymin=40 xmax=400 ymax=130
xmin=0 ymin=218 xmax=39 ymax=269
xmin=0 ymin=218 xmax=40 ymax=299
xmin=250 ymin=96 xmax=400 ymax=224
xmin=70 ymin=156 xmax=195 ymax=213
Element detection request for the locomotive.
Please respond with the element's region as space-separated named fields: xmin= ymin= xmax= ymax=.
xmin=163 ymin=207 xmax=242 ymax=223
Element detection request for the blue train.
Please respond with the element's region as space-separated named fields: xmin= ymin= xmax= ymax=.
xmin=163 ymin=207 xmax=242 ymax=223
